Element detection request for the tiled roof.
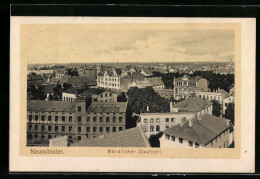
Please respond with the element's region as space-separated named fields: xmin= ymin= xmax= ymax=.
xmin=63 ymin=87 xmax=105 ymax=97
xmin=86 ymin=101 xmax=127 ymax=113
xmin=146 ymin=77 xmax=164 ymax=86
xmin=70 ymin=126 xmax=150 ymax=147
xmin=173 ymin=96 xmax=212 ymax=112
xmin=27 ymin=100 xmax=76 ymax=112
xmin=164 ymin=114 xmax=231 ymax=145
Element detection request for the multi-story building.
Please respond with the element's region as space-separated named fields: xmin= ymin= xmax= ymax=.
xmin=197 ymin=89 xmax=228 ymax=104
xmin=173 ymin=75 xmax=208 ymax=100
xmin=27 ymin=100 xmax=127 ymax=146
xmin=222 ymin=95 xmax=235 ymax=115
xmin=27 ymin=100 xmax=78 ymax=146
xmin=160 ymin=114 xmax=233 ymax=148
xmin=138 ymin=96 xmax=212 ymax=138
xmin=95 ymin=89 xmax=128 ymax=102
xmin=97 ymin=68 xmax=123 ymax=90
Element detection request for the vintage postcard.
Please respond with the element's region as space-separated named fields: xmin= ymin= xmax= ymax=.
xmin=10 ymin=17 xmax=255 ymax=172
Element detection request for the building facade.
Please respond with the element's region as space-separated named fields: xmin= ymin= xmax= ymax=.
xmin=97 ymin=69 xmax=122 ymax=90
xmin=197 ymin=89 xmax=228 ymax=104
xmin=27 ymin=100 xmax=127 ymax=146
xmin=222 ymin=95 xmax=235 ymax=115
xmin=173 ymin=75 xmax=208 ymax=100
xmin=160 ymin=115 xmax=233 ymax=148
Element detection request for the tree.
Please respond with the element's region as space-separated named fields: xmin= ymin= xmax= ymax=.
xmin=149 ymin=132 xmax=163 ymax=147
xmin=30 ymin=84 xmax=45 ymax=100
xmin=53 ymin=84 xmax=63 ymax=100
xmin=63 ymin=83 xmax=72 ymax=91
xmin=211 ymin=100 xmax=222 ymax=116
xmin=117 ymin=92 xmax=127 ymax=102
xmin=68 ymin=68 xmax=79 ymax=76
xmin=48 ymin=93 xmax=54 ymax=101
xmin=224 ymin=103 xmax=234 ymax=125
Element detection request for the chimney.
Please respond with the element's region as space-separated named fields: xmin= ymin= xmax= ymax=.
xmin=147 ymin=106 xmax=149 ymax=112
xmin=189 ymin=119 xmax=193 ymax=127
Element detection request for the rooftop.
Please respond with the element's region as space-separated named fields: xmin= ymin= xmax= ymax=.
xmin=164 ymin=114 xmax=231 ymax=145
xmin=146 ymin=77 xmax=164 ymax=86
xmin=86 ymin=101 xmax=128 ymax=113
xmin=27 ymin=100 xmax=76 ymax=112
xmin=70 ymin=125 xmax=150 ymax=147
xmin=175 ymin=75 xmax=203 ymax=82
xmin=173 ymin=96 xmax=212 ymax=112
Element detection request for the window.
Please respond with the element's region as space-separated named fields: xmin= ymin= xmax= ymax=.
xmin=87 ymin=117 xmax=90 ymax=122
xmin=69 ymin=136 xmax=72 ymax=140
xmin=34 ymin=134 xmax=38 ymax=139
xmin=150 ymin=126 xmax=154 ymax=132
xmin=28 ymin=134 xmax=32 ymax=139
xmin=100 ymin=127 xmax=103 ymax=132
xmin=100 ymin=94 xmax=103 ymax=98
xmin=34 ymin=125 xmax=38 ymax=131
xmin=28 ymin=125 xmax=32 ymax=130
xmin=41 ymin=135 xmax=45 ymax=140
xmin=179 ymin=138 xmax=183 ymax=143
xmin=113 ymin=127 xmax=116 ymax=132
xmin=165 ymin=134 xmax=170 ymax=139
xmin=144 ymin=119 xmax=148 ymax=123
xmin=106 ymin=117 xmax=110 ymax=122
xmin=78 ymin=106 xmax=81 ymax=112
xmin=86 ymin=127 xmax=90 ymax=132
xmin=119 ymin=127 xmax=123 ymax=131
xmin=41 ymin=115 xmax=45 ymax=121
xmin=150 ymin=118 xmax=154 ymax=123
xmin=29 ymin=115 xmax=32 ymax=121
xmin=78 ymin=116 xmax=81 ymax=122
xmin=166 ymin=125 xmax=169 ymax=129
xmin=48 ymin=135 xmax=52 ymax=139
xmin=35 ymin=115 xmax=38 ymax=121
xmin=113 ymin=117 xmax=116 ymax=123
xmin=189 ymin=141 xmax=193 ymax=147
xmin=62 ymin=116 xmax=65 ymax=122
xmin=110 ymin=93 xmax=112 ymax=97
xmin=93 ymin=117 xmax=97 ymax=122
xmin=48 ymin=126 xmax=52 ymax=131
xmin=182 ymin=117 xmax=186 ymax=123
xmin=99 ymin=117 xmax=103 ymax=122
xmin=93 ymin=127 xmax=97 ymax=132
xmin=78 ymin=127 xmax=81 ymax=132
xmin=171 ymin=118 xmax=175 ymax=122
xmin=195 ymin=143 xmax=199 ymax=148
xmin=48 ymin=115 xmax=52 ymax=121
xmin=165 ymin=118 xmax=169 ymax=122
xmin=55 ymin=116 xmax=58 ymax=122
xmin=156 ymin=125 xmax=160 ymax=132
xmin=105 ymin=93 xmax=107 ymax=97
xmin=69 ymin=116 xmax=72 ymax=122
xmin=106 ymin=127 xmax=110 ymax=132
xmin=55 ymin=126 xmax=58 ymax=132
xmin=78 ymin=136 xmax=81 ymax=141
xmin=69 ymin=126 xmax=72 ymax=131
xmin=62 ymin=126 xmax=65 ymax=132
xmin=156 ymin=118 xmax=160 ymax=123
xmin=171 ymin=136 xmax=175 ymax=141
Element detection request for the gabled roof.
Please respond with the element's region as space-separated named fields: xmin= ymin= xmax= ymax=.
xmin=173 ymin=96 xmax=212 ymax=112
xmin=164 ymin=114 xmax=231 ymax=145
xmin=146 ymin=77 xmax=164 ymax=86
xmin=70 ymin=125 xmax=150 ymax=147
xmin=27 ymin=100 xmax=76 ymax=112
xmin=86 ymin=101 xmax=127 ymax=113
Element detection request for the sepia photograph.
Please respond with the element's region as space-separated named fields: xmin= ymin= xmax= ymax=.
xmin=10 ymin=17 xmax=255 ymax=172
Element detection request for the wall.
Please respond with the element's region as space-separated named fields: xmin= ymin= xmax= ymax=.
xmin=204 ymin=128 xmax=231 ymax=148
xmin=140 ymin=112 xmax=196 ymax=138
xmin=96 ymin=91 xmax=118 ymax=102
xmin=197 ymin=78 xmax=208 ymax=92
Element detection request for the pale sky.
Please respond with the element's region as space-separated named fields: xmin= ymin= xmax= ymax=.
xmin=21 ymin=24 xmax=235 ymax=64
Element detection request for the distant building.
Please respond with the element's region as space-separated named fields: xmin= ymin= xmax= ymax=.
xmin=122 ymin=77 xmax=165 ymax=91
xmin=160 ymin=114 xmax=233 ymax=148
xmin=154 ymin=88 xmax=174 ymax=99
xmin=222 ymin=95 xmax=235 ymax=115
xmin=62 ymin=87 xmax=105 ymax=101
xmin=197 ymin=89 xmax=229 ymax=104
xmin=70 ymin=124 xmax=150 ymax=147
xmin=173 ymin=75 xmax=208 ymax=100
xmin=140 ymin=69 xmax=153 ymax=77
xmin=172 ymin=96 xmax=213 ymax=117
xmin=97 ymin=68 xmax=123 ymax=90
